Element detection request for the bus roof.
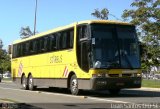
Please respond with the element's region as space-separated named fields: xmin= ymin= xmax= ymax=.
xmin=13 ymin=20 xmax=133 ymax=44
xmin=77 ymin=20 xmax=133 ymax=25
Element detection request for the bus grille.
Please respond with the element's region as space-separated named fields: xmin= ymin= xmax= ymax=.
xmin=122 ymin=74 xmax=132 ymax=77
xmin=108 ymin=74 xmax=119 ymax=77
xmin=108 ymin=74 xmax=132 ymax=77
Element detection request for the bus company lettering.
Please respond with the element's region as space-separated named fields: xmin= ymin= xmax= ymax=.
xmin=50 ymin=55 xmax=62 ymax=63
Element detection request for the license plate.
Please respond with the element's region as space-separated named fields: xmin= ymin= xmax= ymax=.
xmin=116 ymin=83 xmax=124 ymax=86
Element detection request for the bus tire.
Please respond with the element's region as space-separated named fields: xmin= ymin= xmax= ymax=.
xmin=108 ymin=89 xmax=121 ymax=95
xmin=21 ymin=75 xmax=28 ymax=90
xmin=28 ymin=75 xmax=35 ymax=90
xmin=70 ymin=75 xmax=79 ymax=95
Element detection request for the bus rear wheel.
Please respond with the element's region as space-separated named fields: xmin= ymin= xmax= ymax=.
xmin=21 ymin=75 xmax=28 ymax=90
xmin=28 ymin=75 xmax=35 ymax=90
xmin=70 ymin=75 xmax=79 ymax=95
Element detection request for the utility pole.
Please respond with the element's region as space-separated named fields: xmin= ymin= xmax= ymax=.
xmin=34 ymin=0 xmax=38 ymax=35
xmin=0 ymin=39 xmax=3 ymax=49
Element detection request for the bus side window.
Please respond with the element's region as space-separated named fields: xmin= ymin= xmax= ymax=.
xmin=40 ymin=38 xmax=45 ymax=52
xmin=26 ymin=42 xmax=30 ymax=55
xmin=49 ymin=34 xmax=56 ymax=51
xmin=33 ymin=39 xmax=37 ymax=54
xmin=69 ymin=30 xmax=74 ymax=48
xmin=29 ymin=41 xmax=34 ymax=54
xmin=59 ymin=33 xmax=63 ymax=50
xmin=62 ymin=32 xmax=67 ymax=49
xmin=22 ymin=42 xmax=26 ymax=56
xmin=44 ymin=37 xmax=48 ymax=52
xmin=66 ymin=29 xmax=74 ymax=49
xmin=36 ymin=39 xmax=40 ymax=53
xmin=13 ymin=45 xmax=17 ymax=58
xmin=46 ymin=36 xmax=50 ymax=52
xmin=17 ymin=44 xmax=22 ymax=57
xmin=56 ymin=33 xmax=61 ymax=50
xmin=16 ymin=44 xmax=19 ymax=57
xmin=18 ymin=44 xmax=21 ymax=57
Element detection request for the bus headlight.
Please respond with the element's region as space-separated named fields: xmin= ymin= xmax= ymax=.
xmin=105 ymin=74 xmax=109 ymax=77
xmin=92 ymin=73 xmax=107 ymax=78
xmin=132 ymin=73 xmax=141 ymax=77
xmin=137 ymin=73 xmax=141 ymax=77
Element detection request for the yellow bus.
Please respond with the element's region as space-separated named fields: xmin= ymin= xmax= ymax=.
xmin=11 ymin=20 xmax=141 ymax=95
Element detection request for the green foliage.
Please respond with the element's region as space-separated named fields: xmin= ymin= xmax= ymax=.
xmin=0 ymin=39 xmax=3 ymax=49
xmin=91 ymin=8 xmax=109 ymax=20
xmin=122 ymin=0 xmax=160 ymax=70
xmin=0 ymin=40 xmax=11 ymax=73
xmin=20 ymin=26 xmax=34 ymax=39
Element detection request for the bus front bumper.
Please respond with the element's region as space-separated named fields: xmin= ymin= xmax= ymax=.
xmin=90 ymin=77 xmax=142 ymax=90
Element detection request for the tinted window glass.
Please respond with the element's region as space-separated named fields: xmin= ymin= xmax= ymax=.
xmin=49 ymin=34 xmax=56 ymax=51
xmin=12 ymin=27 xmax=74 ymax=58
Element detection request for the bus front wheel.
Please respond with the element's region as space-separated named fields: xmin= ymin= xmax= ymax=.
xmin=70 ymin=75 xmax=79 ymax=95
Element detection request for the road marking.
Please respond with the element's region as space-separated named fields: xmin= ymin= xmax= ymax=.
xmin=1 ymin=80 xmax=13 ymax=83
xmin=0 ymin=98 xmax=18 ymax=103
xmin=87 ymin=97 xmax=130 ymax=103
xmin=0 ymin=86 xmax=131 ymax=103
xmin=41 ymin=91 xmax=131 ymax=103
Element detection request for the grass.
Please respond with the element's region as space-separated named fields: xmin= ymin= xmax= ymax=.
xmin=142 ymin=79 xmax=160 ymax=88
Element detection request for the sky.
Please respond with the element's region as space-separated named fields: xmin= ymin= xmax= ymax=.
xmin=0 ymin=0 xmax=133 ymax=49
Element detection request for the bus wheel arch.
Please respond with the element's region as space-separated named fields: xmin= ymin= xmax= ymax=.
xmin=21 ymin=73 xmax=25 ymax=84
xmin=27 ymin=73 xmax=32 ymax=79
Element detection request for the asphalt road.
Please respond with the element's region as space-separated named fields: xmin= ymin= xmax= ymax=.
xmin=0 ymin=81 xmax=160 ymax=109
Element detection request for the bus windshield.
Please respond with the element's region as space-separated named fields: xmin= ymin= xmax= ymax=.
xmin=90 ymin=24 xmax=140 ymax=69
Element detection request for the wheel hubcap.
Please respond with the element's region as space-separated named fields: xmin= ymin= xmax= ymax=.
xmin=29 ymin=78 xmax=33 ymax=88
xmin=22 ymin=78 xmax=26 ymax=88
xmin=71 ymin=79 xmax=77 ymax=92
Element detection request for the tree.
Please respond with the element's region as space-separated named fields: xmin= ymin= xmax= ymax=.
xmin=91 ymin=8 xmax=122 ymax=20
xmin=0 ymin=40 xmax=11 ymax=75
xmin=122 ymin=0 xmax=160 ymax=71
xmin=91 ymin=8 xmax=109 ymax=20
xmin=20 ymin=26 xmax=34 ymax=39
